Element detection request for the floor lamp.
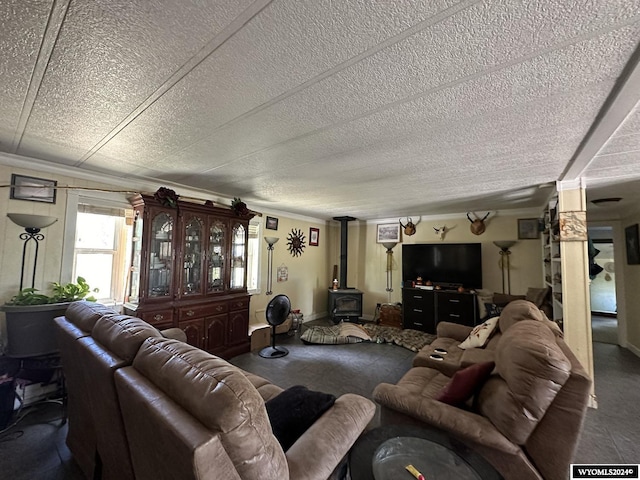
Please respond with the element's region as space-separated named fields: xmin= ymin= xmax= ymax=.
xmin=7 ymin=214 xmax=58 ymax=290
xmin=494 ymin=240 xmax=516 ymax=294
xmin=264 ymin=236 xmax=279 ymax=295
xmin=382 ymin=242 xmax=397 ymax=303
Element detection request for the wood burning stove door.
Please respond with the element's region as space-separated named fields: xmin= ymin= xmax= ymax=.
xmin=328 ymin=289 xmax=363 ymax=323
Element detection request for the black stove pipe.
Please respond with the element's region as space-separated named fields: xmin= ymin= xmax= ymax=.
xmin=333 ymin=216 xmax=356 ymax=288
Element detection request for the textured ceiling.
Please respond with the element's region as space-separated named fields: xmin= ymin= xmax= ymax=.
xmin=1 ymin=0 xmax=639 ymax=220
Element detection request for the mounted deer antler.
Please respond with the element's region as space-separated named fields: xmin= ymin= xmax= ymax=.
xmin=399 ymin=217 xmax=418 ymax=236
xmin=467 ymin=212 xmax=490 ymax=235
xmin=434 ymin=226 xmax=446 ymax=240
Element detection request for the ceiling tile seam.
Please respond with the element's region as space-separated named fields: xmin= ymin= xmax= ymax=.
xmin=594 ymin=147 xmax=640 ymax=158
xmin=134 ymin=0 xmax=482 ymax=164
xmin=195 ymin=17 xmax=640 ymax=176
xmin=12 ymin=0 xmax=71 ymax=152
xmin=560 ymin=41 xmax=640 ymax=181
xmin=195 ymin=77 xmax=615 ymax=180
xmin=73 ymin=0 xmax=275 ymax=167
xmin=609 ymin=129 xmax=640 ymax=140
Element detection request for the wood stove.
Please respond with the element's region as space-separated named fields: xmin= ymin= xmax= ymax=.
xmin=328 ymin=288 xmax=363 ymax=323
xmin=329 ymin=216 xmax=363 ymax=323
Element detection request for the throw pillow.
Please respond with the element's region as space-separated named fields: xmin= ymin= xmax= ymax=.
xmin=492 ymin=293 xmax=526 ymax=306
xmin=475 ymin=289 xmax=494 ymax=319
xmin=484 ymin=303 xmax=504 ymax=318
xmin=265 ymin=385 xmax=336 ymax=451
xmin=435 ymin=361 xmax=495 ymax=406
xmin=458 ymin=316 xmax=499 ymax=349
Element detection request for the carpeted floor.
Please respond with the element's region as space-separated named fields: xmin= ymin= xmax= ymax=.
xmin=592 ymin=314 xmax=618 ymax=344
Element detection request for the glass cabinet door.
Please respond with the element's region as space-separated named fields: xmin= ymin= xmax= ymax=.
xmin=207 ymin=220 xmax=226 ymax=293
xmin=128 ymin=210 xmax=143 ymax=303
xmin=230 ymin=223 xmax=246 ymax=290
xmin=149 ymin=212 xmax=173 ymax=298
xmin=182 ymin=216 xmax=204 ymax=295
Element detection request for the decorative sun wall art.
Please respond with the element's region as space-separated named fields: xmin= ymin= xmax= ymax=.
xmin=287 ymin=228 xmax=306 ymax=257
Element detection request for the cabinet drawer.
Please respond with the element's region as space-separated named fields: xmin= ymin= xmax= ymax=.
xmin=404 ymin=318 xmax=429 ymax=331
xmin=437 ymin=293 xmax=473 ymax=311
xmin=403 ymin=291 xmax=429 ymax=305
xmin=140 ymin=309 xmax=174 ymax=326
xmin=228 ymin=297 xmax=249 ymax=311
xmin=178 ymin=303 xmax=227 ymax=321
xmin=436 ymin=293 xmax=476 ymax=326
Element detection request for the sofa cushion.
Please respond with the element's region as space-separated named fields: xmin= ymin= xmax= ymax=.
xmin=92 ymin=314 xmax=162 ymax=363
xmin=64 ymin=301 xmax=118 ymax=333
xmin=498 ymin=299 xmax=544 ymax=333
xmin=477 ymin=320 xmax=571 ymax=445
xmin=266 ymin=385 xmax=336 ymax=451
xmin=435 ymin=361 xmax=495 ymax=406
xmin=396 ymin=366 xmax=451 ymax=397
xmin=458 ymin=316 xmax=499 ymax=349
xmin=132 ymin=337 xmax=287 ymax=479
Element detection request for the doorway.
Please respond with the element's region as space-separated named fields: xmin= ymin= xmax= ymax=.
xmin=588 ymin=226 xmax=618 ymax=344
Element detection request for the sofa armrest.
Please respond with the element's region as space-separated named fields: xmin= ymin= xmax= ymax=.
xmin=436 ymin=322 xmax=473 ymax=342
xmin=285 ymin=393 xmax=375 ymax=480
xmin=160 ymin=328 xmax=187 ymax=343
xmin=373 ymin=383 xmax=518 ymax=455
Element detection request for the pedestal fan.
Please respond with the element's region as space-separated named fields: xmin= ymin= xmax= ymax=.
xmin=259 ymin=294 xmax=292 ymax=358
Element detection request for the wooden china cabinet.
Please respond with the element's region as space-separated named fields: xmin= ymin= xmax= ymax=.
xmin=123 ymin=194 xmax=253 ymax=359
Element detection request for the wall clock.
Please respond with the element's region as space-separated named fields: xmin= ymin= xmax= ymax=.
xmin=286 ymin=228 xmax=306 ymax=257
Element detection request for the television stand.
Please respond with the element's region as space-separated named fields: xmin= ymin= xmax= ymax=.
xmin=402 ymin=288 xmax=478 ymax=334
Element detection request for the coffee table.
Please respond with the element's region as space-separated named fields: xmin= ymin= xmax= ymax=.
xmin=348 ymin=424 xmax=502 ymax=480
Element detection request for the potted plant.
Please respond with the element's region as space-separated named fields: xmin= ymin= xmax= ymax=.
xmin=1 ymin=277 xmax=98 ymax=358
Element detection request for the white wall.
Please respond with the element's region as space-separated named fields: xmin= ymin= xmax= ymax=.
xmin=621 ymin=210 xmax=640 ymax=355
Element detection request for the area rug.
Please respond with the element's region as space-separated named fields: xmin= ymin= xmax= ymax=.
xmin=300 ymin=322 xmax=436 ymax=352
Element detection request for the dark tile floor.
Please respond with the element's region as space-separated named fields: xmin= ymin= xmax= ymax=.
xmin=0 ymin=322 xmax=638 ymax=478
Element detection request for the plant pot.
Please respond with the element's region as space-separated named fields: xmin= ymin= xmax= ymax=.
xmin=0 ymin=302 xmax=71 ymax=358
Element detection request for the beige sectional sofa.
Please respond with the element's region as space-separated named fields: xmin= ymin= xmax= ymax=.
xmin=373 ymin=304 xmax=591 ymax=480
xmin=55 ymin=301 xmax=375 ymax=480
xmin=413 ymin=300 xmax=562 ymax=376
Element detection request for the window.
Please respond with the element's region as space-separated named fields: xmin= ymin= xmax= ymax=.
xmin=247 ymin=219 xmax=261 ymax=293
xmin=72 ymin=204 xmax=133 ymax=304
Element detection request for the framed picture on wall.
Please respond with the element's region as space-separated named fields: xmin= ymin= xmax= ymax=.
xmin=517 ymin=218 xmax=539 ymax=239
xmin=10 ymin=174 xmax=57 ymax=204
xmin=377 ymin=223 xmax=401 ymax=243
xmin=309 ymin=227 xmax=319 ymax=246
xmin=265 ymin=216 xmax=278 ymax=230
xmin=625 ymin=224 xmax=640 ymax=265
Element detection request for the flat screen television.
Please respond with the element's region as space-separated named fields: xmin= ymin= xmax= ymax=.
xmin=402 ymin=243 xmax=482 ymax=289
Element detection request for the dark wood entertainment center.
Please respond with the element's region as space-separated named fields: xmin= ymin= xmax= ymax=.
xmin=402 ymin=287 xmax=478 ymax=334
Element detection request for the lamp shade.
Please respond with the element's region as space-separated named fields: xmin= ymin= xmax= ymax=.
xmin=382 ymin=242 xmax=398 ymax=250
xmin=264 ymin=236 xmax=280 ymax=245
xmin=493 ymin=240 xmax=516 ymax=250
xmin=7 ymin=213 xmax=58 ymax=229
